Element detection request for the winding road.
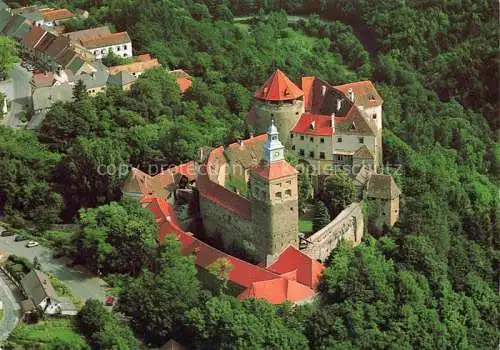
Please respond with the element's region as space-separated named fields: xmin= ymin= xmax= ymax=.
xmin=0 ymin=267 xmax=20 ymax=341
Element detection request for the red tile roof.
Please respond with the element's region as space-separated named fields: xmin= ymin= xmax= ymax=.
xmin=334 ymin=80 xmax=383 ymax=107
xmin=251 ymin=160 xmax=298 ymax=180
xmin=40 ymin=8 xmax=75 ymax=21
xmin=176 ymin=77 xmax=192 ymax=93
xmin=268 ymin=246 xmax=325 ymax=289
xmin=254 ymin=69 xmax=304 ymax=101
xmin=21 ymin=26 xmax=47 ymax=49
xmin=301 ymin=76 xmax=314 ymax=111
xmin=108 ymin=58 xmax=161 ymax=75
xmin=144 ymin=196 xmax=321 ymax=304
xmin=291 ymin=113 xmax=334 ymax=136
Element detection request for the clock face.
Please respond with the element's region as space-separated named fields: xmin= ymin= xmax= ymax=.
xmin=274 ymin=151 xmax=280 ymax=157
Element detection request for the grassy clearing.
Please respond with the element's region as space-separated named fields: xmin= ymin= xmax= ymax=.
xmin=7 ymin=319 xmax=89 ymax=349
xmin=299 ymin=220 xmax=313 ymax=233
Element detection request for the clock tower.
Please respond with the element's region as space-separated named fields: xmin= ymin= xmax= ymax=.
xmin=250 ymin=121 xmax=299 ymax=264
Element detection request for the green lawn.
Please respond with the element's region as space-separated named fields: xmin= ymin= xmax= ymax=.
xmin=8 ymin=319 xmax=89 ymax=349
xmin=299 ymin=220 xmax=313 ymax=233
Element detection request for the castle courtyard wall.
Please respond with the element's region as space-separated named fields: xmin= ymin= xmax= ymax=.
xmin=303 ymin=202 xmax=364 ymax=262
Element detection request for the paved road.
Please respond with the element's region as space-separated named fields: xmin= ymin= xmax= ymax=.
xmin=0 ymin=236 xmax=107 ymax=303
xmin=0 ymin=269 xmax=20 ymax=341
xmin=0 ymin=64 xmax=32 ymax=128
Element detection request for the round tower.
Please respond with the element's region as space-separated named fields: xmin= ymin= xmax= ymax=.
xmin=250 ymin=69 xmax=304 ymax=144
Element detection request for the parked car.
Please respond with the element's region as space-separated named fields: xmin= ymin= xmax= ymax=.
xmin=14 ymin=235 xmax=28 ymax=242
xmin=26 ymin=241 xmax=39 ymax=248
xmin=1 ymin=230 xmax=13 ymax=237
xmin=105 ymin=296 xmax=115 ymax=306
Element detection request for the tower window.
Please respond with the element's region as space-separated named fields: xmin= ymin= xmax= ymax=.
xmin=285 ymin=189 xmax=292 ymax=198
xmin=309 ymin=137 xmax=314 ymax=142
xmin=300 ymin=135 xmax=304 ymax=140
xmin=291 ymin=145 xmax=295 ymax=150
xmin=290 ymin=133 xmax=294 ymax=139
xmin=295 ymin=111 xmax=299 ymax=115
xmin=359 ymin=137 xmax=364 ymax=143
xmin=299 ymin=149 xmax=305 ymax=156
xmin=275 ymin=192 xmax=282 ymax=199
xmin=320 ymin=138 xmax=325 ymax=143
xmin=309 ymin=151 xmax=314 ymax=158
xmin=337 ymin=137 xmax=342 ymax=143
xmin=320 ymin=152 xmax=325 ymax=159
xmin=270 ymin=113 xmax=274 ymax=117
xmin=372 ymin=114 xmax=377 ymax=119
xmin=286 ymin=180 xmax=291 ymax=185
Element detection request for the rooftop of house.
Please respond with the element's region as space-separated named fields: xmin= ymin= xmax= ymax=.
xmin=40 ymin=8 xmax=75 ymax=21
xmin=32 ymin=83 xmax=73 ymax=111
xmin=224 ymin=133 xmax=267 ymax=171
xmin=78 ymin=69 xmax=109 ymax=89
xmin=63 ymin=26 xmax=111 ymax=42
xmin=291 ymin=113 xmax=334 ymax=136
xmin=31 ymin=72 xmax=55 ymax=88
xmin=2 ymin=14 xmax=32 ymax=39
xmin=20 ymin=269 xmax=58 ymax=306
xmin=353 ymin=144 xmax=374 ymax=159
xmin=108 ymin=58 xmax=161 ymax=75
xmin=80 ymin=31 xmax=131 ymax=49
xmin=0 ymin=0 xmax=9 ymax=10
xmin=334 ymin=80 xmax=383 ymax=107
xmin=254 ymin=69 xmax=304 ymax=101
xmin=43 ymin=35 xmax=71 ymax=59
xmin=0 ymin=9 xmax=11 ymax=32
xmin=168 ymin=69 xmax=192 ymax=93
xmin=366 ymin=174 xmax=401 ymax=199
xmin=107 ymin=71 xmax=137 ymax=87
xmin=142 ymin=196 xmax=321 ymax=304
xmin=21 ymin=25 xmax=46 ymax=49
xmin=251 ymin=160 xmax=298 ymax=181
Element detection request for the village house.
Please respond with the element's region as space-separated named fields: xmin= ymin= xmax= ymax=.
xmin=64 ymin=26 xmax=132 ymax=60
xmin=38 ymin=8 xmax=75 ymax=27
xmin=20 ymin=269 xmax=77 ymax=316
xmin=168 ymin=69 xmax=192 ymax=93
xmin=108 ymin=54 xmax=161 ymax=77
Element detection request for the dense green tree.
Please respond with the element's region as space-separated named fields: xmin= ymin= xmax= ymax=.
xmin=75 ymin=199 xmax=158 ymax=275
xmin=0 ymin=36 xmax=19 ymax=76
xmin=185 ymin=295 xmax=309 ymax=349
xmin=117 ymin=237 xmax=203 ymax=345
xmin=319 ymin=172 xmax=355 ymax=218
xmin=101 ymin=50 xmax=133 ymax=67
xmin=312 ymin=200 xmax=330 ymax=232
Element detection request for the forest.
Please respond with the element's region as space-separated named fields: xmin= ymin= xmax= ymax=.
xmin=0 ymin=0 xmax=498 ymax=348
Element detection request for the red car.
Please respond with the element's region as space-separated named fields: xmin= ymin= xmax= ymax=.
xmin=105 ymin=296 xmax=115 ymax=306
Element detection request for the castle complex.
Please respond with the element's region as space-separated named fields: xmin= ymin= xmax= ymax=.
xmin=122 ymin=69 xmax=401 ymax=304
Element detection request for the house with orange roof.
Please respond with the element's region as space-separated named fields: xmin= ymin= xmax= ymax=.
xmin=168 ymin=69 xmax=192 ymax=93
xmin=108 ymin=56 xmax=161 ymax=77
xmin=39 ymin=8 xmax=75 ymax=26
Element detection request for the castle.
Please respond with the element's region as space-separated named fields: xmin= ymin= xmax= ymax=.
xmin=122 ymin=70 xmax=401 ymax=303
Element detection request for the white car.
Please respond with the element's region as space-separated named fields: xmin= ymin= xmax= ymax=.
xmin=26 ymin=241 xmax=39 ymax=248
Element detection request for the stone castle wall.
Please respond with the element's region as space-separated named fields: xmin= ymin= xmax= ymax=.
xmin=253 ymin=99 xmax=304 ymax=144
xmin=302 ymin=202 xmax=364 ymax=262
xmin=199 ymin=197 xmax=260 ymax=261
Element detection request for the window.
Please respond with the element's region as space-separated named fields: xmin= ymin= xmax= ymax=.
xmin=123 ymin=53 xmax=128 ymax=57
xmin=309 ymin=151 xmax=314 ymax=158
xmin=275 ymin=192 xmax=282 ymax=199
xmin=123 ymin=44 xmax=127 ymax=50
xmin=300 ymin=135 xmax=304 ymax=140
xmin=290 ymin=133 xmax=294 ymax=139
xmin=372 ymin=114 xmax=377 ymax=119
xmin=299 ymin=149 xmax=305 ymax=156
xmin=309 ymin=137 xmax=314 ymax=142
xmin=94 ymin=50 xmax=98 ymax=55
xmin=359 ymin=137 xmax=364 ymax=143
xmin=285 ymin=189 xmax=292 ymax=197
xmin=291 ymin=145 xmax=296 ymax=150
xmin=336 ymin=154 xmax=344 ymax=161
xmin=320 ymin=138 xmax=325 ymax=143
xmin=286 ymin=180 xmax=292 ymax=185
xmin=270 ymin=113 xmax=274 ymax=117
xmin=101 ymin=49 xmax=105 ymax=54
xmin=117 ymin=46 xmax=121 ymax=51
xmin=320 ymin=152 xmax=325 ymax=159
xmin=337 ymin=137 xmax=342 ymax=142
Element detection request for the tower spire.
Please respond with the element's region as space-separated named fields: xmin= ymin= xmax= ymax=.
xmin=264 ymin=120 xmax=285 ymax=164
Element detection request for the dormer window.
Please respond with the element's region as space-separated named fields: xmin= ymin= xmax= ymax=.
xmin=350 ymin=122 xmax=356 ymax=130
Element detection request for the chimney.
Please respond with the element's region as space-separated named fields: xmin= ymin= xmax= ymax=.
xmin=310 ymin=120 xmax=316 ymax=130
xmin=337 ymin=99 xmax=342 ymax=111
xmin=322 ymin=85 xmax=326 ymax=96
xmin=347 ymin=88 xmax=354 ymax=102
xmin=331 ymin=112 xmax=335 ymax=129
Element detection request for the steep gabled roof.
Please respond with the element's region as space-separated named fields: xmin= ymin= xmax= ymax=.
xmin=238 ymin=278 xmax=315 ymax=304
xmin=334 ymin=80 xmax=383 ymax=107
xmin=21 ymin=25 xmax=46 ymax=49
xmin=366 ymin=174 xmax=401 ymax=199
xmin=353 ymin=144 xmax=374 ymax=159
xmin=107 ymin=71 xmax=137 ymax=87
xmin=63 ymin=26 xmax=111 ymax=42
xmin=224 ymin=134 xmax=267 ymax=171
xmin=254 ymin=69 xmax=304 ymax=101
xmin=40 ymin=8 xmax=74 ymax=21
xmin=291 ymin=113 xmax=334 ymax=136
xmin=21 ymin=269 xmax=58 ymax=306
xmin=80 ymin=31 xmax=130 ymax=49
xmin=335 ymin=106 xmax=376 ymax=136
